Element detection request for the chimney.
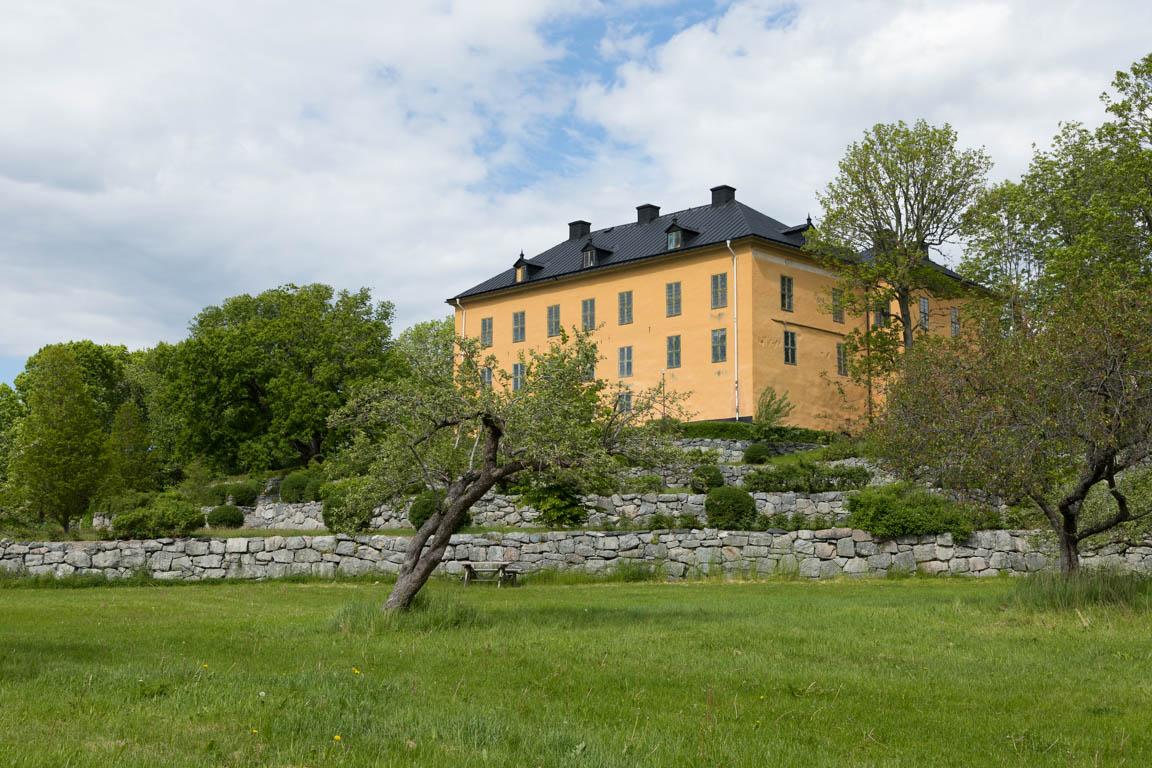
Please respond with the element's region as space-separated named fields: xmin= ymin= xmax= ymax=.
xmin=710 ymin=185 xmax=736 ymax=206
xmin=568 ymin=220 xmax=591 ymax=240
xmin=636 ymin=204 xmax=660 ymax=224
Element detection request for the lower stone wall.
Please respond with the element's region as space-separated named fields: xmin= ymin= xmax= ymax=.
xmin=5 ymin=529 xmax=1151 ymax=581
xmin=674 ymin=438 xmax=821 ymax=463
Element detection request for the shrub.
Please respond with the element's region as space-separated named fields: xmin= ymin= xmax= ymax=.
xmin=743 ymin=443 xmax=775 ymax=465
xmin=90 ymin=490 xmax=157 ymax=520
xmin=690 ymin=464 xmax=725 ymax=494
xmin=845 ymin=484 xmax=976 ymax=540
xmin=521 ymin=483 xmax=588 ymax=528
xmin=195 ymin=484 xmax=229 ymax=507
xmin=631 ymin=474 xmax=662 ymax=494
xmin=820 ymin=438 xmax=863 ymax=461
xmin=280 ymin=470 xmax=323 ymax=503
xmin=744 ymin=461 xmax=871 ymax=493
xmin=705 ymin=487 xmax=758 ymax=530
xmin=675 ymin=513 xmax=700 ymax=529
xmin=320 ymin=481 xmax=373 ymax=534
xmin=407 ymin=490 xmax=471 ymax=532
xmin=678 ymin=420 xmax=757 ymax=440
xmin=112 ymin=494 xmax=204 ymax=540
xmin=750 ymin=386 xmax=795 ymax=441
xmin=206 ymin=505 xmax=245 ymax=528
xmin=222 ymin=479 xmax=262 ymax=507
xmin=755 ymin=425 xmax=838 ymax=444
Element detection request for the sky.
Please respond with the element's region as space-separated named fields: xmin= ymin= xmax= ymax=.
xmin=2 ymin=0 xmax=1150 ymax=387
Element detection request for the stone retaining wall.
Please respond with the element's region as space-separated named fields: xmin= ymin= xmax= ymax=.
xmin=4 ymin=529 xmax=1151 ymax=582
xmin=240 ymin=490 xmax=851 ymax=530
xmin=674 ymin=438 xmax=821 ymax=463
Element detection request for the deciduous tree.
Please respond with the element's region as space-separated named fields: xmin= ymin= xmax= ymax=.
xmin=10 ymin=346 xmax=106 ymax=532
xmin=331 ymin=329 xmax=687 ymax=611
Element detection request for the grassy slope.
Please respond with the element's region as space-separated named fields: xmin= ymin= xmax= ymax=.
xmin=1 ymin=579 xmax=1149 ymax=767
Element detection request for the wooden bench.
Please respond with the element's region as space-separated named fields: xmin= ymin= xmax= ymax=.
xmin=461 ymin=561 xmax=518 ymax=587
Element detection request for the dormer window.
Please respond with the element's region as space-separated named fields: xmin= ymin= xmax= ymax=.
xmin=516 ymin=266 xmax=526 ymax=283
xmin=667 ymin=230 xmax=682 ymax=250
xmin=582 ymin=248 xmax=597 ymax=268
xmin=664 ymin=218 xmax=697 ymax=250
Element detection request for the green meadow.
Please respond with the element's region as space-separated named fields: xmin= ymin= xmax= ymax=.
xmin=1 ymin=577 xmax=1149 ymax=767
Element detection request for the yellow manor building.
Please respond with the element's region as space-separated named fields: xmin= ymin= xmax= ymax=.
xmin=448 ymin=185 xmax=961 ymax=431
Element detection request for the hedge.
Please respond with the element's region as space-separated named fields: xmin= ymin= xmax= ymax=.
xmin=112 ymin=494 xmax=204 ymax=540
xmin=845 ymin=484 xmax=977 ymax=540
xmin=705 ymin=487 xmax=759 ymax=530
xmin=743 ymin=461 xmax=872 ymax=493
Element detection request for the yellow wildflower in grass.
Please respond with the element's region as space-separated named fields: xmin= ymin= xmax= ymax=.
xmin=252 ymin=729 xmax=258 ymax=734
xmin=334 ymin=735 xmax=341 ymax=741
xmin=202 ymin=664 xmax=208 ymax=668
xmin=353 ymin=668 xmax=361 ymax=674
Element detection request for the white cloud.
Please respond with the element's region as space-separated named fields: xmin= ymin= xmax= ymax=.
xmin=0 ymin=0 xmax=1148 ymax=363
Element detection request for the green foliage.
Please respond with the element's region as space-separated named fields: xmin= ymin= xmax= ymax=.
xmin=0 ymin=383 xmax=23 ymax=487
xmin=111 ymin=493 xmax=204 ymax=540
xmin=819 ymin=438 xmax=865 ymax=462
xmin=156 ymin=284 xmax=397 ymax=473
xmin=1014 ymin=569 xmax=1152 ymax=611
xmin=647 ymin=513 xmax=676 ymax=529
xmin=678 ymin=420 xmax=756 ymax=440
xmin=279 ymin=470 xmax=323 ymax=503
xmin=320 ymin=479 xmax=374 ymax=535
xmin=206 ymin=505 xmax=245 ymax=528
xmin=744 ymin=461 xmax=871 ymax=493
xmin=331 ymin=592 xmax=483 ymax=635
xmin=89 ymin=490 xmax=157 ymax=522
xmin=750 ymin=387 xmax=795 ymax=441
xmin=689 ymin=464 xmax=724 ymax=494
xmin=10 ymin=345 xmax=106 ymax=531
xmin=631 ymin=474 xmax=662 ymax=494
xmin=520 ymin=483 xmax=587 ymax=528
xmin=705 ymin=486 xmax=758 ymax=530
xmin=222 ymin=479 xmax=263 ymax=507
xmin=102 ymin=401 xmax=155 ymax=497
xmin=756 ymin=425 xmax=838 ymax=444
xmin=845 ymin=484 xmax=976 ymax=540
xmin=15 ymin=341 xmax=131 ymax=431
xmin=743 ymin=443 xmax=774 ymax=465
xmin=675 ymin=513 xmax=700 ymax=529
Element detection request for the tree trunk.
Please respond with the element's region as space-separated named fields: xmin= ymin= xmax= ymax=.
xmin=897 ymin=291 xmax=914 ymax=350
xmin=1056 ymin=532 xmax=1080 ymax=574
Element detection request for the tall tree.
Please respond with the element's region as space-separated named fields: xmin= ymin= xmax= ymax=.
xmin=10 ymin=346 xmax=106 ymax=532
xmin=806 ymin=120 xmax=991 ymax=350
xmin=0 ymin=383 xmax=23 ymax=486
xmin=332 ymin=330 xmax=687 ymax=611
xmin=15 ymin=341 xmax=130 ymax=430
xmin=872 ymin=286 xmax=1152 ymax=573
xmin=102 ymin=401 xmax=155 ymax=497
xmin=159 ymin=284 xmax=396 ymax=472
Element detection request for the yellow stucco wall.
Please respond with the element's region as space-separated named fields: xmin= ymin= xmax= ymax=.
xmin=451 ymin=237 xmax=964 ymax=431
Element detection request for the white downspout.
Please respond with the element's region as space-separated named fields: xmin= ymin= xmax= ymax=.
xmin=455 ymin=298 xmax=466 ymax=337
xmin=726 ymin=240 xmax=740 ymax=421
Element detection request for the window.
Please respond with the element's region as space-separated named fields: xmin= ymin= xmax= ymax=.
xmin=618 ymin=291 xmax=633 ymax=325
xmin=832 ymin=289 xmax=845 ymax=324
xmin=581 ymin=298 xmax=595 ymax=330
xmin=783 ymin=330 xmax=797 ymax=365
xmin=480 ymin=367 xmax=493 ymax=387
xmin=951 ymin=306 xmax=960 ymax=337
xmin=711 ymin=329 xmax=727 ymax=363
xmin=546 ymin=304 xmax=560 ymax=337
xmin=919 ymin=297 xmax=930 ymax=331
xmin=666 ymin=281 xmax=681 ymax=317
xmin=516 ymin=266 xmax=525 ymax=283
xmin=582 ymin=362 xmax=595 ymax=382
xmin=711 ymin=273 xmax=728 ymax=309
xmin=618 ymin=346 xmax=633 ymax=378
xmin=666 ymin=335 xmax=681 ymax=369
xmin=480 ymin=317 xmax=493 ymax=347
xmin=873 ymin=307 xmax=889 ymax=328
xmin=836 ymin=343 xmax=847 ymax=376
xmin=780 ymin=275 xmax=794 ymax=312
xmin=582 ymin=249 xmax=596 ymax=268
xmin=667 ymin=230 xmax=682 ymax=249
xmin=616 ymin=391 xmax=633 ymax=413
xmin=512 ymin=311 xmax=525 ymax=343
xmin=512 ymin=363 xmax=524 ymax=391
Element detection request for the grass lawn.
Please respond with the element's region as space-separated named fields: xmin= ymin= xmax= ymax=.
xmin=1 ymin=577 xmax=1149 ymax=767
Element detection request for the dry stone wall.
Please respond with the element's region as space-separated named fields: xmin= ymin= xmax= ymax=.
xmin=5 ymin=529 xmax=1152 ymax=582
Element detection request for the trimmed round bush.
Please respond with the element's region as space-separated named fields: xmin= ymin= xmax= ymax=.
xmin=224 ymin=479 xmax=262 ymax=507
xmin=206 ymin=505 xmax=245 ymax=528
xmin=743 ymin=443 xmax=774 ymax=464
xmin=279 ymin=470 xmax=322 ymax=503
xmin=690 ymin=464 xmax=725 ymax=494
xmin=705 ymin=486 xmax=758 ymax=530
xmin=112 ymin=494 xmax=204 ymax=540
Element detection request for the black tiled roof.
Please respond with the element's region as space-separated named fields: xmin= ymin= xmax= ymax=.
xmin=447 ymin=199 xmax=808 ymax=303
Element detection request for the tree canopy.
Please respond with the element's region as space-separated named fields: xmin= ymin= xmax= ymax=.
xmin=158 ymin=284 xmax=397 ymax=473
